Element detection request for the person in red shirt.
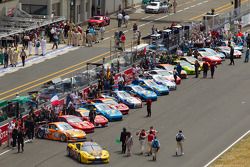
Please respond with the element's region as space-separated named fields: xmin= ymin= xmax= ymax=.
xmin=146 ymin=99 xmax=152 ymax=117
xmin=147 ymin=131 xmax=154 ymax=156
xmin=136 ymin=129 xmax=147 ymax=154
xmin=120 ymin=33 xmax=126 ymax=51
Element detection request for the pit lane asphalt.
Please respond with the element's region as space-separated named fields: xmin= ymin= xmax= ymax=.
xmin=1 ymin=58 xmax=250 ymax=167
xmin=0 ymin=0 xmax=233 ymax=100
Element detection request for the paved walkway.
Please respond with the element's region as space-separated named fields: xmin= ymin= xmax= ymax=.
xmin=0 ymin=43 xmax=78 ymax=77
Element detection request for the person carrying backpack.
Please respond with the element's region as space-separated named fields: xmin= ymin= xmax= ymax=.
xmin=151 ymin=136 xmax=160 ymax=161
xmin=176 ymin=130 xmax=185 ymax=156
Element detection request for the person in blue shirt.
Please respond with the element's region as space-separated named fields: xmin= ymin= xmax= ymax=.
xmin=176 ymin=62 xmax=182 ymax=77
xmin=151 ymin=136 xmax=160 ymax=161
xmin=244 ymin=47 xmax=249 ymax=63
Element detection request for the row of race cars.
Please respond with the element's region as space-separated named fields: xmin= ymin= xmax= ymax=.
xmin=34 ymin=41 xmax=244 ymax=164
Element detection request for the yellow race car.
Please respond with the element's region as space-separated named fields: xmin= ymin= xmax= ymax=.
xmin=67 ymin=141 xmax=110 ymax=164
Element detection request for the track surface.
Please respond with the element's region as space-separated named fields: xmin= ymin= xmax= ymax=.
xmin=2 ymin=1 xmax=250 ymax=167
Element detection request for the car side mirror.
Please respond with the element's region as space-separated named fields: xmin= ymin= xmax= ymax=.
xmin=55 ymin=128 xmax=59 ymax=131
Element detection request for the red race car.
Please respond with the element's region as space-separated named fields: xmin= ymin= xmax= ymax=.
xmin=58 ymin=115 xmax=95 ymax=133
xmin=87 ymin=16 xmax=110 ymax=27
xmin=197 ymin=51 xmax=222 ymax=65
xmin=93 ymin=98 xmax=130 ymax=115
xmin=74 ymin=108 xmax=108 ymax=127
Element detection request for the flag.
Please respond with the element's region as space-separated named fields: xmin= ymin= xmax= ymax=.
xmin=50 ymin=94 xmax=59 ymax=106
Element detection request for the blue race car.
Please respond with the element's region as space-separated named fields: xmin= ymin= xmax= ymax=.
xmin=132 ymin=78 xmax=169 ymax=95
xmin=124 ymin=84 xmax=157 ymax=101
xmin=82 ymin=103 xmax=123 ymax=121
xmin=112 ymin=90 xmax=142 ymax=109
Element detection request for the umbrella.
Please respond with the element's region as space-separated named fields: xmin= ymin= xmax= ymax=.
xmin=11 ymin=96 xmax=31 ymax=104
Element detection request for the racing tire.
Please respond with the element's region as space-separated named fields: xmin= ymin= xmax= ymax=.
xmin=77 ymin=154 xmax=81 ymax=163
xmin=60 ymin=134 xmax=67 ymax=142
xmin=37 ymin=130 xmax=44 ymax=139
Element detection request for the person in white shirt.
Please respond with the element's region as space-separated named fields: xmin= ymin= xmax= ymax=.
xmin=41 ymin=37 xmax=46 ymax=56
xmin=124 ymin=14 xmax=130 ymax=28
xmin=99 ymin=25 xmax=105 ymax=40
xmin=176 ymin=130 xmax=185 ymax=156
xmin=117 ymin=13 xmax=123 ymax=27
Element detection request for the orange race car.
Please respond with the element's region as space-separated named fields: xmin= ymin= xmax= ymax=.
xmin=36 ymin=122 xmax=86 ymax=142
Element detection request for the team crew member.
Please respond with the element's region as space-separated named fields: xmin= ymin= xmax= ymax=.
xmin=228 ymin=42 xmax=235 ymax=65
xmin=137 ymin=129 xmax=147 ymax=154
xmin=126 ymin=132 xmax=133 ymax=156
xmin=146 ymin=99 xmax=152 ymax=117
xmin=151 ymin=136 xmax=160 ymax=161
xmin=89 ymin=108 xmax=96 ymax=124
xmin=194 ymin=60 xmax=200 ymax=78
xmin=176 ymin=130 xmax=185 ymax=156
xmin=146 ymin=131 xmax=154 ymax=156
xmin=202 ymin=61 xmax=209 ymax=78
xmin=120 ymin=128 xmax=127 ymax=154
xmin=17 ymin=128 xmax=24 ymax=153
xmin=210 ymin=62 xmax=217 ymax=78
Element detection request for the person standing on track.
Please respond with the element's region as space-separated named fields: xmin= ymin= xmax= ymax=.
xmin=120 ymin=128 xmax=128 ymax=154
xmin=244 ymin=47 xmax=249 ymax=63
xmin=125 ymin=132 xmax=133 ymax=157
xmin=136 ymin=129 xmax=147 ymax=154
xmin=89 ymin=108 xmax=96 ymax=125
xmin=194 ymin=60 xmax=200 ymax=78
xmin=176 ymin=130 xmax=185 ymax=156
xmin=151 ymin=136 xmax=160 ymax=161
xmin=228 ymin=42 xmax=235 ymax=65
xmin=146 ymin=99 xmax=152 ymax=117
xmin=210 ymin=62 xmax=217 ymax=79
xmin=17 ymin=127 xmax=24 ymax=153
xmin=173 ymin=0 xmax=177 ymax=13
xmin=202 ymin=61 xmax=209 ymax=78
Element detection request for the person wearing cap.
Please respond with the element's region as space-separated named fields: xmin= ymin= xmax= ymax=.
xmin=176 ymin=130 xmax=185 ymax=156
xmin=120 ymin=128 xmax=127 ymax=154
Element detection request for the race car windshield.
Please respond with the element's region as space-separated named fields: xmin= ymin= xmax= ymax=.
xmin=68 ymin=117 xmax=82 ymax=123
xmin=199 ymin=52 xmax=213 ymax=57
xmin=156 ymin=71 xmax=171 ymax=76
xmin=96 ymin=104 xmax=112 ymax=110
xmin=93 ymin=16 xmax=102 ymax=20
xmin=206 ymin=49 xmax=217 ymax=55
xmin=80 ymin=111 xmax=89 ymax=117
xmin=144 ymin=80 xmax=158 ymax=86
xmin=103 ymin=99 xmax=118 ymax=105
xmin=133 ymin=86 xmax=145 ymax=92
xmin=180 ymin=61 xmax=193 ymax=67
xmin=57 ymin=123 xmax=73 ymax=130
xmin=150 ymin=2 xmax=158 ymax=6
xmin=82 ymin=144 xmax=102 ymax=152
xmin=117 ymin=91 xmax=131 ymax=98
xmin=154 ymin=75 xmax=166 ymax=81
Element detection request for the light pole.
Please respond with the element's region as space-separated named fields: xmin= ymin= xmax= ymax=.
xmin=70 ymin=0 xmax=75 ymax=23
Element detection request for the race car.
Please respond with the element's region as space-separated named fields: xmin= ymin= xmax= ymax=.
xmin=74 ymin=108 xmax=108 ymax=127
xmin=219 ymin=40 xmax=243 ymax=52
xmin=174 ymin=60 xmax=197 ymax=75
xmin=93 ymin=98 xmax=129 ymax=115
xmin=179 ymin=56 xmax=203 ymax=67
xmin=156 ymin=64 xmax=187 ymax=79
xmin=145 ymin=69 xmax=181 ymax=84
xmin=67 ymin=141 xmax=109 ymax=164
xmin=83 ymin=103 xmax=123 ymax=121
xmin=112 ymin=90 xmax=143 ymax=109
xmin=124 ymin=84 xmax=158 ymax=101
xmin=132 ymin=78 xmax=169 ymax=95
xmin=87 ymin=16 xmax=110 ymax=27
xmin=216 ymin=46 xmax=242 ymax=58
xmin=197 ymin=51 xmax=222 ymax=64
xmin=58 ymin=115 xmax=95 ymax=133
xmin=36 ymin=122 xmax=86 ymax=142
xmin=151 ymin=75 xmax=177 ymax=90
xmin=197 ymin=48 xmax=226 ymax=60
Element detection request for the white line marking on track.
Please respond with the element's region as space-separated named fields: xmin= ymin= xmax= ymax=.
xmin=0 ymin=140 xmax=31 ymax=156
xmin=191 ymin=5 xmax=196 ymax=8
xmin=184 ymin=7 xmax=190 ymax=10
xmin=197 ymin=2 xmax=203 ymax=5
xmin=154 ymin=15 xmax=168 ymax=21
xmin=203 ymin=130 xmax=250 ymax=167
xmin=177 ymin=10 xmax=183 ymax=13
xmin=141 ymin=16 xmax=151 ymax=20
